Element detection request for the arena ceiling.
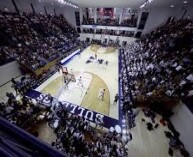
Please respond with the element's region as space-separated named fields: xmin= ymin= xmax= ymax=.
xmin=42 ymin=0 xmax=191 ymax=8
xmin=68 ymin=0 xmax=190 ymax=8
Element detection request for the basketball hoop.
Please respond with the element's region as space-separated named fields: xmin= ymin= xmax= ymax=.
xmin=62 ymin=66 xmax=68 ymax=74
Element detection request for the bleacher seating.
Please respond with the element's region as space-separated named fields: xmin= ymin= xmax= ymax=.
xmin=120 ymin=18 xmax=193 ymax=110
xmin=0 ymin=11 xmax=80 ymax=72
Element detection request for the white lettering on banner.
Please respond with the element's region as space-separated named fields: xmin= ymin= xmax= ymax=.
xmin=95 ymin=113 xmax=104 ymax=124
xmin=70 ymin=104 xmax=77 ymax=114
xmin=26 ymin=90 xmax=121 ymax=129
xmin=43 ymin=96 xmax=51 ymax=104
xmin=37 ymin=94 xmax=46 ymax=101
xmin=36 ymin=94 xmax=51 ymax=104
xmin=77 ymin=107 xmax=85 ymax=117
xmin=60 ymin=102 xmax=70 ymax=109
xmin=64 ymin=102 xmax=71 ymax=108
xmin=84 ymin=110 xmax=94 ymax=121
xmin=34 ymin=93 xmax=106 ymax=125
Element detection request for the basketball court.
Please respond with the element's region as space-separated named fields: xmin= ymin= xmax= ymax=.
xmin=35 ymin=45 xmax=119 ymax=120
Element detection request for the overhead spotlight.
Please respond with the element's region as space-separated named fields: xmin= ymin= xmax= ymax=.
xmin=140 ymin=0 xmax=153 ymax=9
xmin=183 ymin=1 xmax=188 ymax=4
xmin=122 ymin=129 xmax=127 ymax=134
xmin=170 ymin=4 xmax=174 ymax=8
xmin=140 ymin=3 xmax=146 ymax=8
xmin=57 ymin=0 xmax=78 ymax=8
xmin=122 ymin=119 xmax=126 ymax=123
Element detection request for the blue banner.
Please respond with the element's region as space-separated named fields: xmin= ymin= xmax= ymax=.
xmin=26 ymin=89 xmax=119 ymax=129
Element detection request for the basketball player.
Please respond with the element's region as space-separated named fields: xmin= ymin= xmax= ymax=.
xmin=78 ymin=52 xmax=81 ymax=58
xmin=105 ymin=60 xmax=109 ymax=66
xmin=113 ymin=94 xmax=119 ymax=105
xmin=98 ymin=88 xmax=105 ymax=101
xmin=77 ymin=76 xmax=83 ymax=87
xmin=70 ymin=68 xmax=73 ymax=75
xmin=95 ymin=53 xmax=97 ymax=60
xmin=64 ymin=79 xmax=68 ymax=90
xmin=104 ymin=60 xmax=109 ymax=70
xmin=57 ymin=65 xmax=61 ymax=74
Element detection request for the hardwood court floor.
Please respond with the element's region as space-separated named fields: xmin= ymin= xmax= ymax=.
xmin=41 ymin=75 xmax=63 ymax=97
xmin=36 ymin=46 xmax=119 ymax=119
xmin=90 ymin=44 xmax=116 ymax=54
xmin=90 ymin=44 xmax=101 ymax=52
xmin=105 ymin=47 xmax=116 ymax=53
xmin=80 ymin=72 xmax=110 ymax=115
xmin=40 ymin=71 xmax=110 ymax=116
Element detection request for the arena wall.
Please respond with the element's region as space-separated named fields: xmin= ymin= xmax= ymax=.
xmin=171 ymin=102 xmax=193 ymax=156
xmin=142 ymin=5 xmax=193 ymax=34
xmin=0 ymin=61 xmax=21 ymax=86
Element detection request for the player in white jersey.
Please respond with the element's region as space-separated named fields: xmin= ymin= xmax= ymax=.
xmin=77 ymin=76 xmax=83 ymax=87
xmin=98 ymin=88 xmax=105 ymax=101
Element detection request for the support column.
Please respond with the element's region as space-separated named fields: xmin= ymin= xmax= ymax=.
xmin=119 ymin=8 xmax=123 ymax=25
xmin=11 ymin=0 xmax=20 ymax=15
xmin=54 ymin=8 xmax=56 ymax=16
xmin=31 ymin=3 xmax=35 ymax=15
xmin=94 ymin=8 xmax=97 ymax=24
xmin=136 ymin=9 xmax=143 ymax=29
xmin=79 ymin=8 xmax=83 ymax=25
xmin=44 ymin=6 xmax=47 ymax=15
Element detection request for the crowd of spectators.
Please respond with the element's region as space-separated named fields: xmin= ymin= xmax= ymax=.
xmin=121 ymin=17 xmax=138 ymax=27
xmin=1 ymin=8 xmax=193 ymax=157
xmin=0 ymin=90 xmax=48 ymax=129
xmin=0 ymin=75 xmax=131 ymax=157
xmin=51 ymin=109 xmax=131 ymax=156
xmin=0 ymin=11 xmax=80 ymax=71
xmin=96 ymin=18 xmax=119 ymax=26
xmin=83 ymin=28 xmax=134 ymax=38
xmin=120 ymin=18 xmax=193 ymax=109
xmin=82 ymin=17 xmax=137 ymax=27
xmin=82 ymin=16 xmax=137 ymax=27
xmin=119 ymin=18 xmax=193 ymax=157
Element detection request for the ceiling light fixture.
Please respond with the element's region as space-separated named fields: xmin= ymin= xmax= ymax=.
xmin=183 ymin=1 xmax=188 ymax=4
xmin=170 ymin=4 xmax=174 ymax=8
xmin=140 ymin=0 xmax=154 ymax=9
xmin=56 ymin=0 xmax=78 ymax=8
